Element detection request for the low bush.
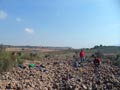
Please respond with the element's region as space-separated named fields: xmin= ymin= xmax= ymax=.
xmin=0 ymin=51 xmax=24 ymax=72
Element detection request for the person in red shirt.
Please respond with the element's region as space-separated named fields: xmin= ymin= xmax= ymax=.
xmin=79 ymin=49 xmax=86 ymax=63
xmin=93 ymin=57 xmax=102 ymax=67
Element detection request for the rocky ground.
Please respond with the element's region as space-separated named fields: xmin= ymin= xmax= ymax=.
xmin=0 ymin=58 xmax=120 ymax=90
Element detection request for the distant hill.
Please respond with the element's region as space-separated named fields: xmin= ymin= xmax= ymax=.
xmin=91 ymin=45 xmax=120 ymax=53
xmin=0 ymin=44 xmax=72 ymax=51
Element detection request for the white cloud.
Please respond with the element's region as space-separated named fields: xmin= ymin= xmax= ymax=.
xmin=25 ymin=28 xmax=34 ymax=34
xmin=16 ymin=17 xmax=22 ymax=22
xmin=0 ymin=10 xmax=7 ymax=19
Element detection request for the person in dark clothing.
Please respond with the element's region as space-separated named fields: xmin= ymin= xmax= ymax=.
xmin=73 ymin=51 xmax=80 ymax=68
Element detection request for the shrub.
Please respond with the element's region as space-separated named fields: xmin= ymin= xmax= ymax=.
xmin=0 ymin=51 xmax=24 ymax=72
xmin=17 ymin=59 xmax=24 ymax=65
xmin=94 ymin=51 xmax=104 ymax=58
xmin=113 ymin=55 xmax=120 ymax=67
xmin=0 ymin=59 xmax=14 ymax=72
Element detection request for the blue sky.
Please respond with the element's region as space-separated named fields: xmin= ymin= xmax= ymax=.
xmin=0 ymin=0 xmax=120 ymax=48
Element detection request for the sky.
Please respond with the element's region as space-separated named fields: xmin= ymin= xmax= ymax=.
xmin=0 ymin=0 xmax=120 ymax=48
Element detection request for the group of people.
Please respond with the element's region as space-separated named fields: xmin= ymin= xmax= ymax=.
xmin=73 ymin=50 xmax=102 ymax=68
xmin=73 ymin=50 xmax=86 ymax=68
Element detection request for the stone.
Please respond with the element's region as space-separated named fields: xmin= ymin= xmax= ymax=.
xmin=43 ymin=87 xmax=48 ymax=90
xmin=82 ymin=84 xmax=87 ymax=89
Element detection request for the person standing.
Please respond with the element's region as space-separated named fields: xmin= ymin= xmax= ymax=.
xmin=79 ymin=49 xmax=86 ymax=63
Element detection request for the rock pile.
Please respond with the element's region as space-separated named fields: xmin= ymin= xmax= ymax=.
xmin=0 ymin=58 xmax=120 ymax=90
